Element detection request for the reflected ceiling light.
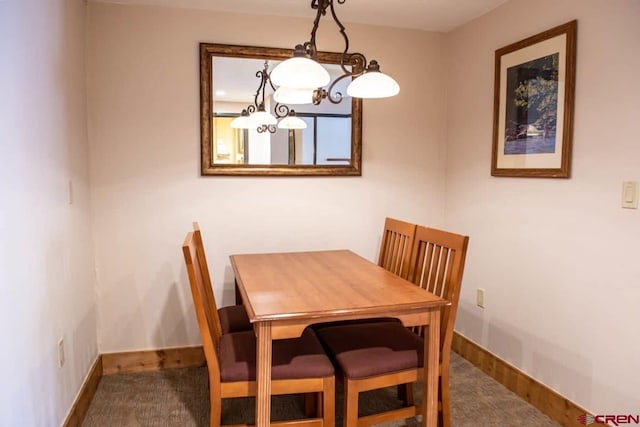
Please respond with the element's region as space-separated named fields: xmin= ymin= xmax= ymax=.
xmin=277 ymin=111 xmax=307 ymax=129
xmin=230 ymin=61 xmax=306 ymax=133
xmin=230 ymin=109 xmax=250 ymax=129
xmin=273 ymin=86 xmax=314 ymax=105
xmin=270 ymin=0 xmax=400 ymax=105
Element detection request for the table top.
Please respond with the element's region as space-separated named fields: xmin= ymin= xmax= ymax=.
xmin=230 ymin=249 xmax=447 ymax=323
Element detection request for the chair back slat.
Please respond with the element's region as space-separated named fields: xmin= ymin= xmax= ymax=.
xmin=182 ymin=231 xmax=222 ymax=378
xmin=407 ymin=226 xmax=469 ymax=352
xmin=192 ymin=223 xmax=223 ymax=339
xmin=426 ymin=244 xmax=442 ymax=294
xmin=434 ymin=246 xmax=450 ymax=298
xmin=378 ymin=217 xmax=417 ymax=279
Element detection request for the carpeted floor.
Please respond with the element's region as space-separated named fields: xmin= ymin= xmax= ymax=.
xmin=83 ymin=351 xmax=560 ymax=426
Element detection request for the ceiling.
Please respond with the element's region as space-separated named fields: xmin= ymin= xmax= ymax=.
xmin=213 ymin=57 xmax=349 ymax=105
xmin=90 ymin=0 xmax=508 ymax=32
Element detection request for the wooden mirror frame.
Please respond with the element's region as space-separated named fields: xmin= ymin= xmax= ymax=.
xmin=200 ymin=43 xmax=363 ymax=176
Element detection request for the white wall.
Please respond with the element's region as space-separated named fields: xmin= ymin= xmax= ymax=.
xmin=0 ymin=0 xmax=98 ymax=425
xmin=87 ymin=4 xmax=447 ymax=352
xmin=445 ymin=0 xmax=640 ymax=414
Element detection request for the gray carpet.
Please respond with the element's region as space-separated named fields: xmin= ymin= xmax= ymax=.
xmin=83 ymin=352 xmax=560 ymax=426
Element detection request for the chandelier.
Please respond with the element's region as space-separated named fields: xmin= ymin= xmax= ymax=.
xmin=230 ymin=61 xmax=307 ymax=134
xmin=270 ymin=0 xmax=400 ymax=106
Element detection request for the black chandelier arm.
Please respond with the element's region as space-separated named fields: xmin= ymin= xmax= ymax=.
xmin=327 ymin=0 xmax=351 ymax=69
xmin=313 ymin=72 xmax=346 ymax=104
xmin=315 ymin=53 xmax=366 ymax=104
xmin=253 ymin=67 xmax=269 ymax=110
xmin=307 ymin=1 xmax=367 ymax=77
xmin=317 ymin=82 xmax=339 ymax=105
xmin=274 ymin=103 xmax=291 ymax=119
xmin=266 ymin=70 xmax=277 ymax=92
xmin=343 ymin=52 xmax=367 ymax=77
xmin=246 ymin=104 xmax=257 ymax=114
xmin=308 ymin=0 xmax=328 ymax=58
xmin=257 ymin=124 xmax=277 ymax=134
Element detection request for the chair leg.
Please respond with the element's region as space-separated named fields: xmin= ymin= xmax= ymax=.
xmin=344 ymin=378 xmax=358 ymax=427
xmin=439 ymin=373 xmax=451 ymax=427
xmin=396 ymin=383 xmax=414 ymax=406
xmin=323 ymin=376 xmax=335 ymax=427
xmin=304 ymin=393 xmax=318 ymax=417
xmin=209 ymin=378 xmax=222 ymax=427
xmin=405 ymin=383 xmax=414 ymax=406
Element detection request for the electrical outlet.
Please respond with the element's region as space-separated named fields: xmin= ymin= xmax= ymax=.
xmin=58 ymin=338 xmax=65 ymax=368
xmin=476 ymin=288 xmax=485 ymax=308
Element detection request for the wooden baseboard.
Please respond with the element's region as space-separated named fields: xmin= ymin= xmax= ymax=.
xmin=62 ymin=346 xmax=205 ymax=426
xmin=452 ymin=332 xmax=592 ymax=427
xmin=101 ymin=345 xmax=205 ymax=375
xmin=67 ymin=340 xmax=592 ymax=427
xmin=62 ymin=356 xmax=103 ymax=427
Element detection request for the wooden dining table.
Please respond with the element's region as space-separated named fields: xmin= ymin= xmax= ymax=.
xmin=230 ymin=249 xmax=448 ymax=427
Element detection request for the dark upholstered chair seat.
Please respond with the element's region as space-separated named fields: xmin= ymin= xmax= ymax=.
xmin=316 ymin=321 xmax=423 ymax=380
xmin=218 ymin=328 xmax=335 ymax=382
xmin=218 ymin=305 xmax=251 ymax=334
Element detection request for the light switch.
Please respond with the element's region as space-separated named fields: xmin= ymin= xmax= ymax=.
xmin=622 ymin=181 xmax=638 ymax=209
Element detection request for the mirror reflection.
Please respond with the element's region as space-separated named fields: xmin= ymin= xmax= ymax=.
xmin=213 ymin=58 xmax=351 ymax=166
xmin=200 ymin=44 xmax=362 ymax=176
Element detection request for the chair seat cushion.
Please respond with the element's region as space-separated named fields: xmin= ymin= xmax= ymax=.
xmin=218 ymin=328 xmax=335 ymax=382
xmin=218 ymin=305 xmax=251 ymax=334
xmin=316 ymin=321 xmax=423 ymax=379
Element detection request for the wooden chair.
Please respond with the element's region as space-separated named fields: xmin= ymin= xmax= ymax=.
xmin=378 ymin=217 xmax=417 ymax=279
xmin=312 ymin=218 xmax=417 ymax=333
xmin=183 ymin=231 xmax=336 ymax=427
xmin=192 ymin=222 xmax=252 ymax=334
xmin=317 ymin=226 xmax=469 ymax=427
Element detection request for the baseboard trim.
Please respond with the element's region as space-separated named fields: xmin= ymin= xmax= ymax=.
xmin=62 ymin=346 xmax=205 ymax=426
xmin=101 ymin=345 xmax=205 ymax=375
xmin=62 ymin=356 xmax=103 ymax=427
xmin=452 ymin=331 xmax=592 ymax=427
xmin=67 ymin=340 xmax=592 ymax=427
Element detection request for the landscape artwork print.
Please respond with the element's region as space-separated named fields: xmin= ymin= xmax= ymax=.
xmin=503 ymin=53 xmax=559 ymax=155
xmin=491 ymin=20 xmax=576 ymax=178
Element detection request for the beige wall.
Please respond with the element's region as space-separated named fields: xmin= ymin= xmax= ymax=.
xmin=445 ymin=0 xmax=640 ymax=414
xmin=3 ymin=0 xmax=635 ymax=421
xmin=87 ymin=4 xmax=446 ymax=352
xmin=0 ymin=0 xmax=97 ymax=425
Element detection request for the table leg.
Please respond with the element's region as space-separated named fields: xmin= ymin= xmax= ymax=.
xmin=234 ymin=278 xmax=242 ymax=305
xmin=422 ymin=309 xmax=440 ymax=426
xmin=256 ymin=321 xmax=272 ymax=427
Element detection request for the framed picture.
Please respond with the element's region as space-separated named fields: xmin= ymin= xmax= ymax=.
xmin=492 ymin=20 xmax=577 ymax=178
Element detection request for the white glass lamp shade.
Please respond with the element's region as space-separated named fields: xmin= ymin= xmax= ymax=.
xmin=274 ymin=86 xmax=314 ymax=105
xmin=347 ymin=60 xmax=400 ymax=99
xmin=271 ymin=57 xmax=330 ymax=89
xmin=230 ymin=114 xmax=251 ymax=129
xmin=249 ymin=110 xmax=278 ymax=125
xmin=278 ymin=115 xmax=307 ymax=129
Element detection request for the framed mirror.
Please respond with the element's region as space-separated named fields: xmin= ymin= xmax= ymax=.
xmin=200 ymin=43 xmax=363 ymax=176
